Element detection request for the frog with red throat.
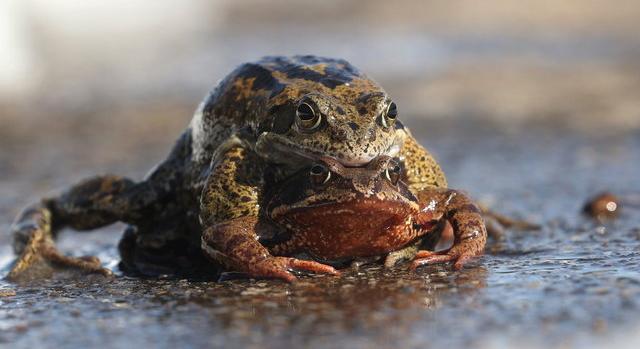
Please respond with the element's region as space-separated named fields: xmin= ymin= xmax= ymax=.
xmin=207 ymin=155 xmax=485 ymax=281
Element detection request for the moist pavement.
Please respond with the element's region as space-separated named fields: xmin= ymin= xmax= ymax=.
xmin=1 ymin=118 xmax=638 ymax=349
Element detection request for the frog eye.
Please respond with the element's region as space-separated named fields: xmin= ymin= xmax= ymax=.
xmin=384 ymin=162 xmax=402 ymax=185
xmin=380 ymin=102 xmax=398 ymax=128
xmin=296 ymin=102 xmax=322 ymax=131
xmin=310 ymin=164 xmax=331 ymax=185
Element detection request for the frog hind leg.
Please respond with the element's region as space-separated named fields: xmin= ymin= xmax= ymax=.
xmin=410 ymin=188 xmax=488 ymax=271
xmin=118 ymin=222 xmax=214 ymax=278
xmin=7 ymin=175 xmax=151 ymax=281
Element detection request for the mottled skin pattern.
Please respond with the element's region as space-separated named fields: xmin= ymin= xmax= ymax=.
xmin=262 ymin=156 xmax=485 ymax=278
xmin=7 ymin=55 xmax=485 ymax=282
xmin=266 ymin=157 xmax=428 ymax=260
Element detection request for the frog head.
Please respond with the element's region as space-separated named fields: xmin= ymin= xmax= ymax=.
xmin=252 ymin=56 xmax=405 ymax=166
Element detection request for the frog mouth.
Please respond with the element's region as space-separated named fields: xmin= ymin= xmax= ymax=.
xmin=256 ymin=132 xmax=401 ymax=167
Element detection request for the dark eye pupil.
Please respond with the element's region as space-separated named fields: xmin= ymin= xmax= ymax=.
xmin=387 ymin=103 xmax=398 ymax=119
xmin=393 ymin=165 xmax=401 ymax=173
xmin=310 ymin=164 xmax=325 ymax=175
xmin=297 ymin=103 xmax=315 ymax=121
xmin=310 ymin=164 xmax=331 ymax=185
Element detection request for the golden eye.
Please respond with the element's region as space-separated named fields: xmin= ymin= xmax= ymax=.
xmin=384 ymin=162 xmax=401 ymax=184
xmin=310 ymin=164 xmax=331 ymax=185
xmin=381 ymin=102 xmax=398 ymax=128
xmin=296 ymin=102 xmax=322 ymax=131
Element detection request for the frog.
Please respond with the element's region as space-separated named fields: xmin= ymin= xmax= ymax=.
xmin=6 ymin=55 xmax=484 ymax=282
xmin=251 ymin=156 xmax=486 ymax=281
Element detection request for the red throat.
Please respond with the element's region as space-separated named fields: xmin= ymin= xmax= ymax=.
xmin=279 ymin=198 xmax=431 ymax=260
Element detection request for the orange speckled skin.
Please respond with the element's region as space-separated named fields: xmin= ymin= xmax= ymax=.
xmin=272 ymin=198 xmax=424 ymax=260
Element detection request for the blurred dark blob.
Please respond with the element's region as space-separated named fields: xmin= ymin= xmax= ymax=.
xmin=583 ymin=192 xmax=621 ymax=221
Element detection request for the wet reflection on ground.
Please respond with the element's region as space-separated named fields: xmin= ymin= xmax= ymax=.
xmin=1 ymin=264 xmax=489 ymax=347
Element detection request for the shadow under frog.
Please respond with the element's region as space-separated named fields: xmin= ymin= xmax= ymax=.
xmin=6 ymin=55 xmax=486 ymax=282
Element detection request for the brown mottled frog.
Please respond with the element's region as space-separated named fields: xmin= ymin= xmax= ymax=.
xmin=7 ymin=55 xmax=485 ymax=282
xmin=250 ymin=156 xmax=486 ymax=281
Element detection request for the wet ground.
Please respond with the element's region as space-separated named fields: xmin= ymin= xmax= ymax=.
xmin=0 ymin=117 xmax=638 ymax=349
xmin=3 ymin=1 xmax=640 ymax=347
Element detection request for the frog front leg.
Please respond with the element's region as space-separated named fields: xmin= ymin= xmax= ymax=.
xmin=410 ymin=188 xmax=487 ymax=270
xmin=396 ymin=135 xmax=486 ymax=269
xmin=202 ymin=216 xmax=339 ymax=282
xmin=199 ymin=139 xmax=338 ymax=282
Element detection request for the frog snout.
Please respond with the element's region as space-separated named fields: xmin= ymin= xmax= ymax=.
xmin=330 ymin=124 xmax=353 ymax=141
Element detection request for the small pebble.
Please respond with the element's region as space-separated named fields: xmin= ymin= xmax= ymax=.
xmin=583 ymin=192 xmax=620 ymax=220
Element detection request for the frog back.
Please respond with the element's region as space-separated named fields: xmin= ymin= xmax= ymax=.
xmin=190 ymin=56 xmax=368 ymax=153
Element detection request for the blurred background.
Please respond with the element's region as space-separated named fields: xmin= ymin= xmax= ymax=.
xmin=1 ymin=1 xmax=640 ymax=348
xmin=4 ymin=0 xmax=640 ymax=126
xmin=2 ymin=0 xmax=639 ymax=190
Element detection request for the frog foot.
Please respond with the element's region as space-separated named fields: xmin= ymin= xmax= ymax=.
xmin=410 ymin=248 xmax=478 ymax=271
xmin=249 ymin=257 xmax=340 ymax=282
xmin=7 ymin=225 xmax=112 ymax=281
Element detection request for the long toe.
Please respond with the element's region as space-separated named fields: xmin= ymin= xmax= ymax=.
xmin=288 ymin=259 xmax=340 ymax=275
xmin=250 ymin=258 xmax=298 ymax=282
xmin=411 ymin=254 xmax=455 ymax=270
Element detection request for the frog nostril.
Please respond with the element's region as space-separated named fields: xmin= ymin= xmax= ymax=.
xmin=365 ymin=127 xmax=376 ymax=141
xmin=332 ymin=126 xmax=350 ymax=141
